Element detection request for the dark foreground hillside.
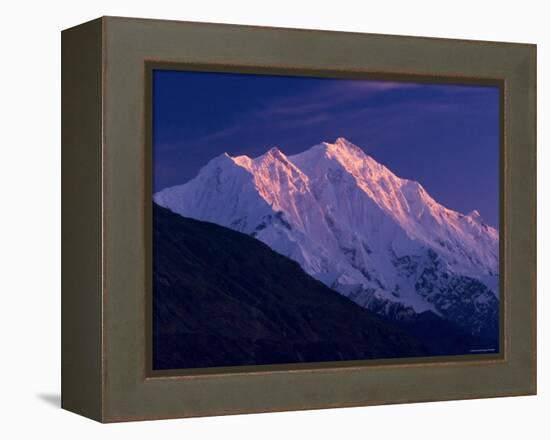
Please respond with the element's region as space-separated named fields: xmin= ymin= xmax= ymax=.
xmin=153 ymin=203 xmax=428 ymax=370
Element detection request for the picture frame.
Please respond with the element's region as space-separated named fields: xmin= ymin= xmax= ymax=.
xmin=61 ymin=16 xmax=536 ymax=422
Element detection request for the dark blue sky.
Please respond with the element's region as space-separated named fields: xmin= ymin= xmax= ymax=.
xmin=153 ymin=70 xmax=500 ymax=228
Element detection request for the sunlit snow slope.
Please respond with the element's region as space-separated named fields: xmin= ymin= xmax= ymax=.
xmin=154 ymin=138 xmax=499 ymax=340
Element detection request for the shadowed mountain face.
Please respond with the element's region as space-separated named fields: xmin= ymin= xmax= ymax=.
xmin=153 ymin=203 xmax=434 ymax=370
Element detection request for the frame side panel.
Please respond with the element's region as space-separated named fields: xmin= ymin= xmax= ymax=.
xmin=61 ymin=18 xmax=104 ymax=421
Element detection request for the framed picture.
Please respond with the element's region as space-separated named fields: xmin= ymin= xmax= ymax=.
xmin=62 ymin=16 xmax=536 ymax=422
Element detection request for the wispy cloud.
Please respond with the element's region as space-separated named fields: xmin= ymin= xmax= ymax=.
xmin=186 ymin=79 xmax=422 ymax=149
xmin=186 ymin=79 xmax=467 ymax=155
xmin=261 ymin=80 xmax=417 ymax=118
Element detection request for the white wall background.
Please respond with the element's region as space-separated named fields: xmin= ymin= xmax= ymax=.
xmin=0 ymin=0 xmax=546 ymax=438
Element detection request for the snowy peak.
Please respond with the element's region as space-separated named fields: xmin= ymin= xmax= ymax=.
xmin=251 ymin=146 xmax=287 ymax=165
xmin=230 ymin=146 xmax=300 ymax=175
xmin=324 ymin=137 xmax=369 ymax=159
xmin=468 ymin=210 xmax=483 ymax=222
xmin=204 ymin=151 xmax=236 ymax=168
xmin=295 ymin=137 xmax=370 ymax=164
xmin=292 ymin=138 xmax=396 ymax=187
xmin=294 ymin=140 xmax=498 ymax=274
xmin=253 ymin=146 xmax=303 ymax=175
xmin=264 ymin=146 xmax=286 ymax=160
xmin=154 ymin=138 xmax=499 ymax=331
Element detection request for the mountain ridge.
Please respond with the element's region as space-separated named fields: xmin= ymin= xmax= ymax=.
xmin=153 ymin=203 xmax=433 ymax=369
xmin=155 ymin=138 xmax=499 ymax=344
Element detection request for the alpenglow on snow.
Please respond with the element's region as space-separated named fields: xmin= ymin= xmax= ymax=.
xmin=154 ymin=138 xmax=499 ymax=339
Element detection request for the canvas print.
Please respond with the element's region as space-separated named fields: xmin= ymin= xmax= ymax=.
xmin=151 ymin=69 xmax=500 ymax=370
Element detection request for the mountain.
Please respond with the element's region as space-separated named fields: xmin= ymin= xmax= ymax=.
xmin=153 ymin=203 xmax=429 ymax=369
xmin=154 ymin=138 xmax=499 ymax=346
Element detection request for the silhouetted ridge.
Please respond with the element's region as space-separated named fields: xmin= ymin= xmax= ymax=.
xmin=153 ymin=203 xmax=427 ymax=369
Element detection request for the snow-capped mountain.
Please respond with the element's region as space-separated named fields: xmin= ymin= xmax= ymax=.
xmin=154 ymin=138 xmax=499 ymax=341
